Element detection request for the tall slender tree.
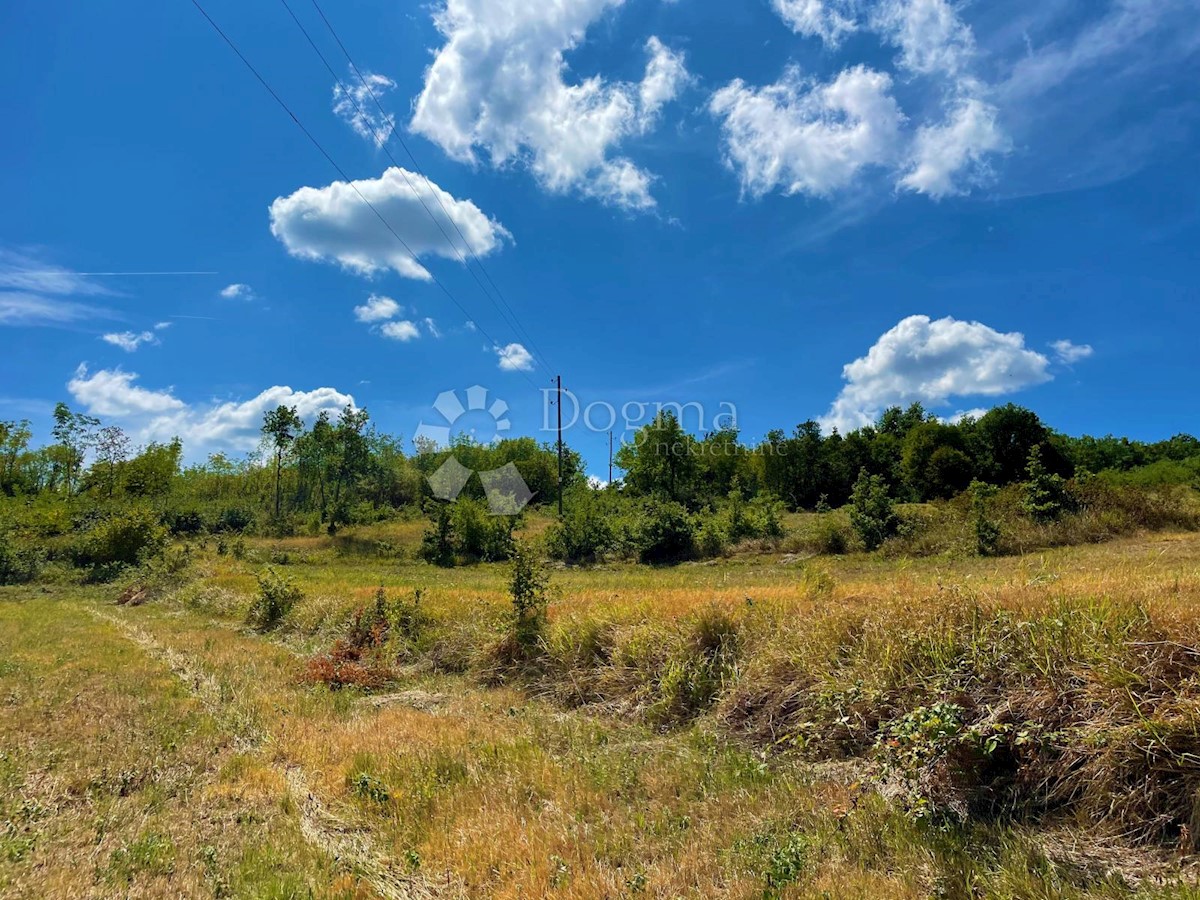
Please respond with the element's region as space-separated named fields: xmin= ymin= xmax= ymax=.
xmin=262 ymin=406 xmax=303 ymax=518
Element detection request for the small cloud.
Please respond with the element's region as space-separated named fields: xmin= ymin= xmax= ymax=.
xmin=943 ymin=408 xmax=989 ymax=425
xmin=153 ymin=321 xmax=171 ymax=331
xmin=101 ymin=330 xmax=159 ymax=353
xmin=495 ymin=342 xmax=534 ymax=372
xmin=587 ymin=475 xmax=609 ymax=490
xmin=332 ymin=70 xmax=398 ymax=146
xmin=1052 ymin=339 xmax=1094 ymax=364
xmin=219 ymin=283 xmax=255 ymax=301
xmin=381 ymin=320 xmax=420 ymax=342
xmin=423 ymin=317 xmax=442 ymax=338
xmin=354 ymin=294 xmax=402 ymax=323
xmin=464 ymin=320 xmax=477 ymax=332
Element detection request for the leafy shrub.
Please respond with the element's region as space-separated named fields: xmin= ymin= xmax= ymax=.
xmin=969 ymin=480 xmax=1001 ymax=556
xmin=509 ymin=544 xmax=549 ymax=656
xmin=1021 ymin=444 xmax=1069 ymax=522
xmin=212 ymin=505 xmax=255 ymax=534
xmin=72 ymin=507 xmax=167 ymax=581
xmin=633 ymin=499 xmax=696 ymax=564
xmin=163 ymin=508 xmax=205 ymax=536
xmin=849 ymin=469 xmax=899 ymax=551
xmin=545 ymin=493 xmax=615 ymax=563
xmin=246 ymin=566 xmax=302 ymax=631
xmin=0 ymin=532 xmax=42 ymax=585
xmin=450 ymin=497 xmax=515 ymax=562
xmin=812 ymin=517 xmax=848 ymax=555
xmin=419 ymin=498 xmax=516 ymax=566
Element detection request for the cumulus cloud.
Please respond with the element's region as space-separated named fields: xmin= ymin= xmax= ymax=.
xmin=871 ymin=0 xmax=975 ymax=78
xmin=220 ymin=283 xmax=255 ymax=301
xmin=495 ymin=343 xmax=534 ymax=372
xmin=771 ymin=0 xmax=858 ymax=46
xmin=354 ymin=294 xmax=402 ymax=323
xmin=381 ymin=320 xmax=420 ymax=342
xmin=900 ymin=96 xmax=1007 ymax=197
xmin=68 ymin=364 xmax=354 ymax=455
xmin=722 ymin=0 xmax=1007 ymax=200
xmin=820 ymin=315 xmax=1054 ymax=433
xmin=410 ymin=1 xmax=688 ymax=210
xmin=710 ymin=66 xmax=904 ymax=198
xmin=68 ymin=365 xmax=186 ymax=417
xmin=1052 ymin=339 xmax=1094 ymax=364
xmin=101 ymin=330 xmax=159 ymax=353
xmin=269 ymin=167 xmax=511 ymax=280
xmin=332 ymin=70 xmax=397 ymax=146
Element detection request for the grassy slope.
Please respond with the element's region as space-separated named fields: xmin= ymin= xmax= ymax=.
xmin=5 ymin=527 xmax=1200 ymax=896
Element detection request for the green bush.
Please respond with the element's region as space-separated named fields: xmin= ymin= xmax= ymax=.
xmin=72 ymin=507 xmax=167 ymax=580
xmin=0 ymin=532 xmax=43 ymax=584
xmin=419 ymin=498 xmax=517 ymax=566
xmin=213 ymin=505 xmax=255 ymax=534
xmin=246 ymin=566 xmax=302 ymax=631
xmin=510 ymin=544 xmax=549 ymax=655
xmin=634 ymin=499 xmax=696 ymax=564
xmin=545 ymin=492 xmax=615 ymax=563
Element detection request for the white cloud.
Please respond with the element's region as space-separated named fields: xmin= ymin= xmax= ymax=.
xmin=900 ymin=96 xmax=1007 ymax=197
xmin=220 ymin=283 xmax=255 ymax=301
xmin=733 ymin=0 xmax=1008 ymax=200
xmin=154 ymin=321 xmax=171 ymax=331
xmin=820 ymin=315 xmax=1053 ymax=433
xmin=495 ymin=342 xmax=534 ymax=372
xmin=943 ymin=408 xmax=989 ymax=425
xmin=410 ymin=0 xmax=688 ymax=210
xmin=423 ymin=317 xmax=442 ymax=339
xmin=1052 ymin=339 xmax=1094 ymax=364
xmin=68 ymin=365 xmax=186 ymax=417
xmin=101 ymin=330 xmax=159 ymax=353
xmin=269 ymin=167 xmax=511 ymax=280
xmin=710 ymin=66 xmax=904 ymax=198
xmin=639 ymin=37 xmax=690 ymax=126
xmin=332 ymin=70 xmax=398 ymax=146
xmin=354 ymin=294 xmax=402 ymax=322
xmin=68 ymin=364 xmax=354 ymax=455
xmin=771 ymin=0 xmax=858 ymax=46
xmin=381 ymin=320 xmax=420 ymax=342
xmin=0 ymin=292 xmax=113 ymax=327
xmin=871 ymin=0 xmax=975 ymax=78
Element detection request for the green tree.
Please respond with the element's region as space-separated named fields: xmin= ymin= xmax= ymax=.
xmin=93 ymin=425 xmax=131 ymax=499
xmin=1021 ymin=444 xmax=1068 ymax=522
xmin=616 ymin=412 xmax=698 ymax=505
xmin=262 ymin=405 xmax=303 ymax=519
xmin=0 ymin=419 xmax=32 ymax=495
xmin=969 ymin=480 xmax=1001 ymax=556
xmin=51 ymin=402 xmax=99 ymax=499
xmin=849 ymin=468 xmax=899 ymax=551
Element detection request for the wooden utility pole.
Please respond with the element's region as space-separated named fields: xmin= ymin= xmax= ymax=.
xmin=608 ymin=430 xmax=613 ymax=485
xmin=556 ymin=375 xmax=564 ymax=517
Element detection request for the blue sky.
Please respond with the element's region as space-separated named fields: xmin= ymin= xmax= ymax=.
xmin=1 ymin=0 xmax=1198 ymax=479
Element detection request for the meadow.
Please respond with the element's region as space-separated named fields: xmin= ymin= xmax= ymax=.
xmin=5 ymin=515 xmax=1200 ymax=899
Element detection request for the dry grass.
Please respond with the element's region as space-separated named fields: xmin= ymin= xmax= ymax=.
xmin=8 ymin=526 xmax=1200 ymax=896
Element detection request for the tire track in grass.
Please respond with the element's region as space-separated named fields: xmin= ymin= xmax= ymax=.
xmin=88 ymin=605 xmax=450 ymax=900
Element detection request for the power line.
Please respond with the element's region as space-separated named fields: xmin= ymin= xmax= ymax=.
xmin=188 ymin=0 xmax=544 ymax=394
xmin=304 ymin=0 xmax=557 ymax=377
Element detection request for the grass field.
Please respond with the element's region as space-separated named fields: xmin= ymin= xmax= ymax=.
xmin=5 ymin=522 xmax=1200 ymax=898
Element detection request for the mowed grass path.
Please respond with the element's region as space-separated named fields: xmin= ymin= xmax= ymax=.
xmin=5 ymin=533 xmax=1200 ymax=896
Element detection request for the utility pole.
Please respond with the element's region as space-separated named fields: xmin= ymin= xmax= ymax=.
xmin=556 ymin=375 xmax=564 ymax=517
xmin=608 ymin=430 xmax=613 ymax=486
